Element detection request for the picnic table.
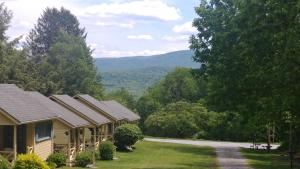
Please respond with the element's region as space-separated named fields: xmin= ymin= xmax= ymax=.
xmin=250 ymin=144 xmax=273 ymax=150
xmin=262 ymin=145 xmax=272 ymax=150
xmin=250 ymin=143 xmax=261 ymax=149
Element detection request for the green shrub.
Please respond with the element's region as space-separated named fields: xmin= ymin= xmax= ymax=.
xmin=114 ymin=124 xmax=143 ymax=150
xmin=94 ymin=150 xmax=100 ymax=160
xmin=0 ymin=155 xmax=10 ymax=169
xmin=99 ymin=141 xmax=114 ymax=160
xmin=47 ymin=152 xmax=66 ymax=167
xmin=75 ymin=151 xmax=93 ymax=167
xmin=194 ymin=130 xmax=208 ymax=139
xmin=145 ymin=111 xmax=198 ymax=138
xmin=13 ymin=154 xmax=50 ymax=169
xmin=48 ymin=162 xmax=57 ymax=169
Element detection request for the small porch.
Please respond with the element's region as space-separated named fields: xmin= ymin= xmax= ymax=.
xmin=105 ymin=123 xmax=114 ymax=140
xmin=85 ymin=124 xmax=108 ymax=150
xmin=0 ymin=124 xmax=34 ymax=161
xmin=52 ymin=120 xmax=87 ymax=164
xmin=53 ymin=128 xmax=85 ymax=164
xmin=106 ymin=120 xmax=126 ymax=139
xmin=53 ymin=124 xmax=107 ymax=164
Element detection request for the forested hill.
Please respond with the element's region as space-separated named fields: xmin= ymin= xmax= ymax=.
xmin=95 ymin=50 xmax=198 ymax=72
xmin=95 ymin=50 xmax=199 ymax=97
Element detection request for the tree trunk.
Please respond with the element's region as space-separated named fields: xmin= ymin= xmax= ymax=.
xmin=267 ymin=123 xmax=271 ymax=152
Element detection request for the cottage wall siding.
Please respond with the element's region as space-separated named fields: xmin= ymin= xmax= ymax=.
xmin=53 ymin=120 xmax=69 ymax=144
xmin=26 ymin=124 xmax=35 ymax=150
xmin=85 ymin=128 xmax=92 ymax=143
xmin=0 ymin=112 xmax=14 ymax=125
xmin=34 ymin=139 xmax=52 ymax=160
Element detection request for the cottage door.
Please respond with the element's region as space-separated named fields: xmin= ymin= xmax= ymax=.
xmin=17 ymin=125 xmax=27 ymax=154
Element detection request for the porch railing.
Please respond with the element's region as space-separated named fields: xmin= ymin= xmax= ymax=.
xmin=27 ymin=146 xmax=34 ymax=154
xmin=54 ymin=144 xmax=69 ymax=154
xmin=0 ymin=150 xmax=14 ymax=161
xmin=95 ymin=141 xmax=100 ymax=150
xmin=54 ymin=144 xmax=76 ymax=166
xmin=99 ymin=134 xmax=107 ymax=141
xmin=85 ymin=143 xmax=95 ymax=151
xmin=107 ymin=134 xmax=113 ymax=141
xmin=98 ymin=133 xmax=113 ymax=141
xmin=69 ymin=147 xmax=76 ymax=163
xmin=78 ymin=143 xmax=84 ymax=152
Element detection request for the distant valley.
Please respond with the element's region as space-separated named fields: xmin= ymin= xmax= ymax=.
xmin=95 ymin=50 xmax=199 ymax=98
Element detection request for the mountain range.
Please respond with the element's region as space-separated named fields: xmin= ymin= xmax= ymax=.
xmin=95 ymin=50 xmax=199 ymax=98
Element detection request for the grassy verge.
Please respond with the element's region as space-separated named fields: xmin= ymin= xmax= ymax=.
xmin=241 ymin=148 xmax=292 ymax=169
xmin=63 ymin=140 xmax=218 ymax=169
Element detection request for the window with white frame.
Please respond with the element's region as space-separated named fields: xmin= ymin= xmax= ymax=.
xmin=35 ymin=121 xmax=52 ymax=142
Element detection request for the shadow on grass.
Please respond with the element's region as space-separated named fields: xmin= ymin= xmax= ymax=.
xmin=160 ymin=144 xmax=215 ymax=156
xmin=241 ymin=148 xmax=292 ymax=169
xmin=130 ymin=167 xmax=208 ymax=169
xmin=178 ymin=162 xmax=218 ymax=168
xmin=89 ymin=142 xmax=219 ymax=169
xmin=158 ymin=144 xmax=218 ymax=168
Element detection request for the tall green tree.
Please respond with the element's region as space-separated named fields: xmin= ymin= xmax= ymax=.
xmin=25 ymin=7 xmax=104 ymax=97
xmin=0 ymin=3 xmax=12 ymax=41
xmin=105 ymin=88 xmax=136 ymax=110
xmin=146 ymin=67 xmax=201 ymax=105
xmin=137 ymin=67 xmax=204 ymax=129
xmin=136 ymin=95 xmax=161 ymax=130
xmin=190 ymin=0 xmax=300 ymax=145
xmin=191 ymin=0 xmax=299 ymax=113
xmin=38 ymin=30 xmax=103 ymax=97
xmin=0 ymin=3 xmax=42 ymax=90
xmin=26 ymin=7 xmax=86 ymax=60
xmin=145 ymin=102 xmax=199 ymax=138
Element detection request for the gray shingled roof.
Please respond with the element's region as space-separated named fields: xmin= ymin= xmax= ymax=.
xmin=75 ymin=94 xmax=123 ymax=121
xmin=102 ymin=100 xmax=140 ymax=121
xmin=51 ymin=95 xmax=110 ymax=126
xmin=0 ymin=84 xmax=57 ymax=124
xmin=26 ymin=92 xmax=90 ymax=128
xmin=76 ymin=94 xmax=140 ymax=122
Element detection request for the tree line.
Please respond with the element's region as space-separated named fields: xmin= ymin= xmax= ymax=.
xmin=136 ymin=0 xmax=300 ymax=151
xmin=137 ymin=68 xmax=257 ymax=141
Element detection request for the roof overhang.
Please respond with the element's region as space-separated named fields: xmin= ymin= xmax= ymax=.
xmin=50 ymin=95 xmax=101 ymax=127
xmin=0 ymin=108 xmax=19 ymax=125
xmin=74 ymin=95 xmax=119 ymax=122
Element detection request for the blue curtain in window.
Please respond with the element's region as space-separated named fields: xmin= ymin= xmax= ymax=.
xmin=35 ymin=121 xmax=52 ymax=142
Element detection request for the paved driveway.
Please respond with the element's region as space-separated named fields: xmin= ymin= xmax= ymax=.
xmin=144 ymin=138 xmax=279 ymax=169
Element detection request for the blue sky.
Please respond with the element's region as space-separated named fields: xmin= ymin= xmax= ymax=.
xmin=5 ymin=0 xmax=199 ymax=58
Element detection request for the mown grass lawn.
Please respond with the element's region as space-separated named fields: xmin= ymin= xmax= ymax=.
xmin=64 ymin=141 xmax=218 ymax=169
xmin=241 ymin=148 xmax=292 ymax=169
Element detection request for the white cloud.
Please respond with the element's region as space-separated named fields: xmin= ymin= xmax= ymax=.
xmin=96 ymin=21 xmax=134 ymax=28
xmin=99 ymin=49 xmax=173 ymax=58
xmin=162 ymin=35 xmax=190 ymax=42
xmin=136 ymin=50 xmax=167 ymax=56
xmin=4 ymin=0 xmax=191 ymax=59
xmin=5 ymin=0 xmax=72 ymax=38
xmin=80 ymin=0 xmax=181 ymax=21
xmin=89 ymin=43 xmax=98 ymax=49
xmin=127 ymin=34 xmax=153 ymax=40
xmin=19 ymin=21 xmax=33 ymax=29
xmin=173 ymin=21 xmax=197 ymax=34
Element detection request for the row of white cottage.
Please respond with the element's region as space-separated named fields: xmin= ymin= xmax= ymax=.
xmin=0 ymin=84 xmax=140 ymax=164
